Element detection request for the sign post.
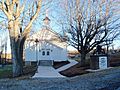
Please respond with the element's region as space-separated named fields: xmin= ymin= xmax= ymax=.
xmin=99 ymin=56 xmax=108 ymax=69
xmin=90 ymin=55 xmax=109 ymax=70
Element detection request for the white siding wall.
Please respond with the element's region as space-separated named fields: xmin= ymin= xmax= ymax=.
xmin=51 ymin=47 xmax=67 ymax=61
xmin=25 ymin=48 xmax=36 ymax=61
xmin=25 ymin=42 xmax=67 ymax=62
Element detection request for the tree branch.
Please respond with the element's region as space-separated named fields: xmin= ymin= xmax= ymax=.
xmin=22 ymin=0 xmax=42 ymax=37
xmin=1 ymin=0 xmax=10 ymax=19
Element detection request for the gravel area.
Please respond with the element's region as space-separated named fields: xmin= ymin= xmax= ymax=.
xmin=0 ymin=66 xmax=120 ymax=90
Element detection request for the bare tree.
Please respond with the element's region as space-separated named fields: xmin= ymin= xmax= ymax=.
xmin=60 ymin=0 xmax=120 ymax=66
xmin=0 ymin=0 xmax=42 ymax=77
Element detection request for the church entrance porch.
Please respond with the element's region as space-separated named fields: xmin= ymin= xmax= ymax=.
xmin=38 ymin=60 xmax=53 ymax=66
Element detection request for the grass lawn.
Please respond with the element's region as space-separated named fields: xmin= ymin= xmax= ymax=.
xmin=0 ymin=65 xmax=12 ymax=79
xmin=0 ymin=65 xmax=37 ymax=79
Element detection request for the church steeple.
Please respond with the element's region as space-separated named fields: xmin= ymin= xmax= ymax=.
xmin=43 ymin=9 xmax=50 ymax=26
xmin=43 ymin=16 xmax=50 ymax=25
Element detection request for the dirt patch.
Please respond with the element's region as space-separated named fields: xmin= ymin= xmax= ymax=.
xmin=22 ymin=65 xmax=37 ymax=77
xmin=109 ymin=55 xmax=120 ymax=67
xmin=60 ymin=63 xmax=90 ymax=77
xmin=53 ymin=61 xmax=70 ymax=69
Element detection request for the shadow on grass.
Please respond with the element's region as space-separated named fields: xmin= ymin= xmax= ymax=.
xmin=0 ymin=65 xmax=12 ymax=79
xmin=0 ymin=65 xmax=37 ymax=79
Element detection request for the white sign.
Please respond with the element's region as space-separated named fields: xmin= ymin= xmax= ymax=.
xmin=99 ymin=56 xmax=107 ymax=69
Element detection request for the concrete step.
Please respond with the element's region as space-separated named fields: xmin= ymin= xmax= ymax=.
xmin=39 ymin=60 xmax=53 ymax=66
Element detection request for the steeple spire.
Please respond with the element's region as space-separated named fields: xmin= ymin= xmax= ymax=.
xmin=43 ymin=9 xmax=50 ymax=26
xmin=46 ymin=9 xmax=48 ymax=17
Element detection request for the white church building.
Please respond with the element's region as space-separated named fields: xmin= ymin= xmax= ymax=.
xmin=25 ymin=16 xmax=68 ymax=65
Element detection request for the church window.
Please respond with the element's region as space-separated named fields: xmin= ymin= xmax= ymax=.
xmin=47 ymin=51 xmax=50 ymax=55
xmin=42 ymin=51 xmax=45 ymax=55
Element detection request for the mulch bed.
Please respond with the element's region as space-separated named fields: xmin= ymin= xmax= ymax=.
xmin=109 ymin=53 xmax=120 ymax=67
xmin=23 ymin=65 xmax=37 ymax=76
xmin=53 ymin=61 xmax=70 ymax=69
xmin=12 ymin=65 xmax=37 ymax=80
xmin=59 ymin=63 xmax=90 ymax=77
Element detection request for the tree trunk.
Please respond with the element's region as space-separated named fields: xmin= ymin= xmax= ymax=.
xmin=10 ymin=36 xmax=24 ymax=77
xmin=80 ymin=51 xmax=86 ymax=66
xmin=8 ymin=19 xmax=26 ymax=77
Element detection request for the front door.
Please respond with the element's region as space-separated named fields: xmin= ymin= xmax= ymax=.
xmin=40 ymin=49 xmax=52 ymax=60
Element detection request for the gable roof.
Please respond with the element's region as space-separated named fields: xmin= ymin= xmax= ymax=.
xmin=40 ymin=40 xmax=64 ymax=50
xmin=26 ymin=28 xmax=67 ymax=49
xmin=43 ymin=16 xmax=50 ymax=21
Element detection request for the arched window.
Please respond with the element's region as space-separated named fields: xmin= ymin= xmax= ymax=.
xmin=42 ymin=51 xmax=45 ymax=56
xmin=47 ymin=51 xmax=50 ymax=55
